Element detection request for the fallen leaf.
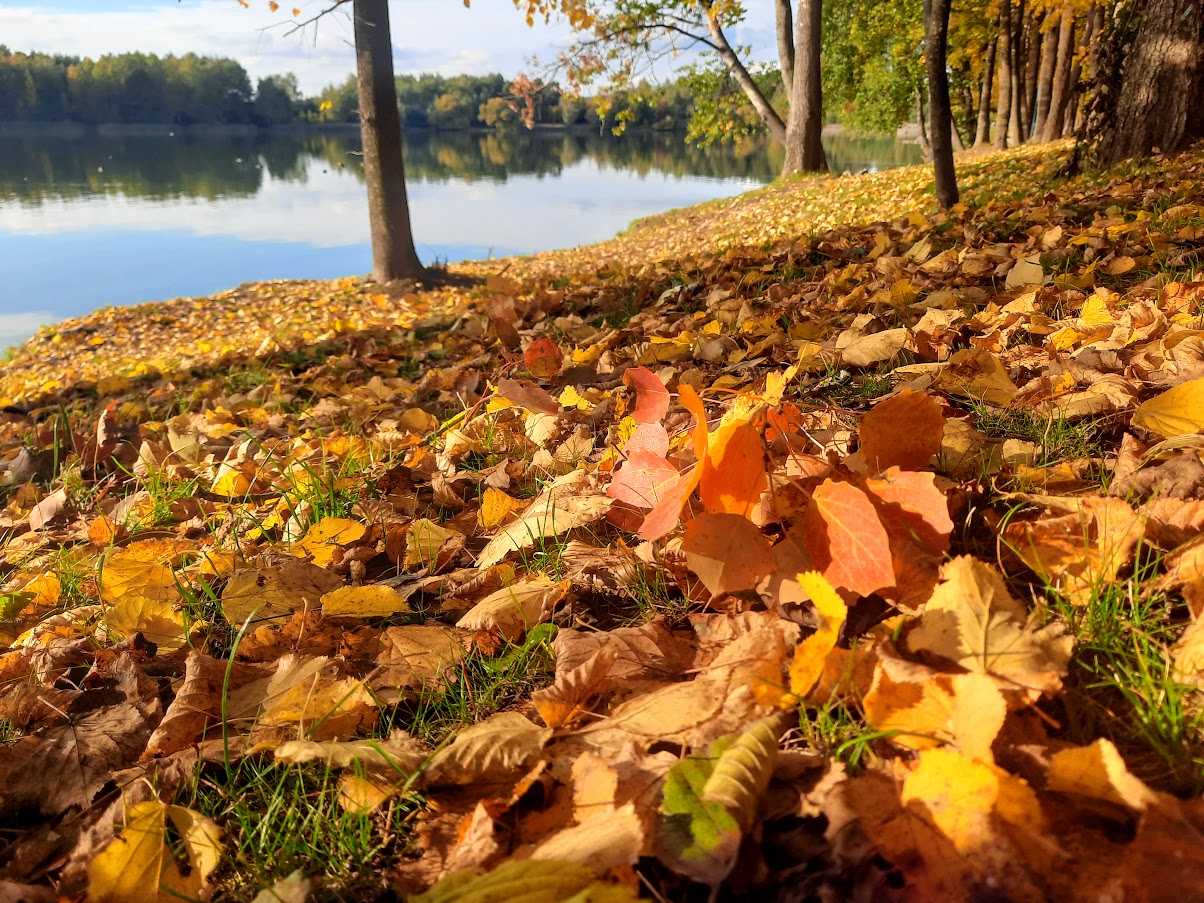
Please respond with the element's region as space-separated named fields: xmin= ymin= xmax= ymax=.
xmin=802 ymin=480 xmax=895 ymax=597
xmin=321 ymin=584 xmax=412 ymax=618
xmin=858 ymin=389 xmax=945 ymax=472
xmin=681 ymin=513 xmax=775 ymax=597
xmin=455 ymin=576 xmax=568 ymax=640
xmin=1132 ymin=376 xmax=1204 ymax=438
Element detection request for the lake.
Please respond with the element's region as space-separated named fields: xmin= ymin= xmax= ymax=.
xmin=0 ymin=127 xmax=921 ymax=349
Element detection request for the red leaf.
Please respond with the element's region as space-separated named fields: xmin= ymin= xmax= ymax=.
xmin=624 ymin=366 xmax=670 ymax=424
xmin=625 ymin=422 xmax=670 ymax=458
xmin=802 ymin=479 xmax=895 ymax=597
xmin=524 ymin=337 xmax=563 ymax=379
xmin=608 ymin=449 xmax=680 ymax=508
xmin=637 ymin=384 xmax=709 ymax=541
xmin=863 ymin=467 xmax=954 ymax=610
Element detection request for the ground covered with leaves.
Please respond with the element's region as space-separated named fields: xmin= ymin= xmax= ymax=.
xmin=2 ymin=139 xmax=1204 ymax=903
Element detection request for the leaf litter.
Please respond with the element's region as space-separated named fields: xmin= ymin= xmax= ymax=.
xmin=1 ymin=141 xmax=1204 ymax=900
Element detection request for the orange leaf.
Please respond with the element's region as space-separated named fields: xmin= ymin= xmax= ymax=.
xmin=625 ymin=422 xmax=670 ymax=457
xmin=700 ymin=411 xmax=766 ymax=516
xmin=681 ymin=513 xmax=775 ymax=596
xmin=524 ymin=337 xmax=563 ymax=379
xmin=859 ymin=389 xmax=945 ymax=473
xmin=802 ymin=480 xmax=895 ymax=597
xmin=623 ymin=366 xmax=670 ymax=424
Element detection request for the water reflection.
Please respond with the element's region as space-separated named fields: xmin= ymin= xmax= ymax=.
xmin=0 ymin=128 xmax=921 ymax=204
xmin=0 ymin=128 xmax=921 ymax=348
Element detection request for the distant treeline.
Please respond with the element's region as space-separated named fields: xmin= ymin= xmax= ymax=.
xmin=0 ymin=47 xmax=696 ymax=131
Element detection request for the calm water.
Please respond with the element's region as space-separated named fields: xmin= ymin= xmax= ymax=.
xmin=0 ymin=128 xmax=920 ymax=349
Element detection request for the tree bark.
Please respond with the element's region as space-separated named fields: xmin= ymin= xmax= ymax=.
xmin=994 ymin=0 xmax=1013 ymax=149
xmin=974 ymin=35 xmax=997 ymax=146
xmin=354 ymin=0 xmax=424 ymax=283
xmin=782 ymin=0 xmax=827 ymax=174
xmin=1023 ymin=14 xmax=1044 ymax=137
xmin=705 ymin=6 xmax=787 ymax=142
xmin=1042 ymin=8 xmax=1075 ymax=141
xmin=1008 ymin=0 xmax=1026 ymax=145
xmin=1067 ymin=5 xmax=1101 ymax=134
xmin=1093 ymin=0 xmax=1204 ymax=163
xmin=925 ymin=0 xmax=959 ymax=207
xmin=775 ymin=0 xmax=795 ymax=99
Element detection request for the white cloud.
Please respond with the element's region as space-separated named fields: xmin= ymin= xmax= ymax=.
xmin=0 ymin=1 xmax=578 ymax=95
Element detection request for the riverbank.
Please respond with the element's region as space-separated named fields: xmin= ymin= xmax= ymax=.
xmin=2 ymin=138 xmax=1203 ymax=902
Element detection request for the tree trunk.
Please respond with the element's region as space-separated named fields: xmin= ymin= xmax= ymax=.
xmin=975 ymin=35 xmax=997 ymax=146
xmin=1067 ymin=5 xmax=1101 ymax=134
xmin=1092 ymin=0 xmax=1204 ymax=163
xmin=1008 ymin=0 xmax=1026 ymax=145
xmin=705 ymin=6 xmax=787 ymax=142
xmin=1023 ymin=15 xmax=1043 ymax=137
xmin=994 ymin=0 xmax=1013 ymax=149
xmin=776 ymin=0 xmax=795 ymax=99
xmin=354 ymin=0 xmax=424 ymax=283
xmin=1032 ymin=14 xmax=1058 ymax=138
xmin=782 ymin=0 xmax=827 ymax=174
xmin=925 ymin=0 xmax=959 ymax=207
xmin=916 ymin=85 xmax=932 ymax=160
xmin=1040 ymin=9 xmax=1074 ymax=141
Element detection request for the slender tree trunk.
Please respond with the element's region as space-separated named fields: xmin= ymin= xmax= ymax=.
xmin=782 ymin=0 xmax=827 ymax=174
xmin=1032 ymin=13 xmax=1060 ymax=139
xmin=354 ymin=0 xmax=424 ymax=283
xmin=1068 ymin=5 xmax=1101 ymax=134
xmin=916 ymin=85 xmax=932 ymax=160
xmin=1093 ymin=0 xmax=1204 ymax=163
xmin=776 ymin=0 xmax=795 ymax=99
xmin=1023 ymin=15 xmax=1043 ymax=137
xmin=1008 ymin=0 xmax=1026 ymax=145
xmin=1043 ymin=8 xmax=1075 ymax=140
xmin=705 ymin=6 xmax=787 ymax=142
xmin=925 ymin=0 xmax=959 ymax=207
xmin=975 ymin=35 xmax=997 ymax=146
xmin=994 ymin=0 xmax=1013 ymax=149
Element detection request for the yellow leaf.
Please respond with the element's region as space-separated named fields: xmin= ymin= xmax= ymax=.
xmin=1005 ymin=254 xmax=1045 ymax=289
xmin=88 ymin=801 xmax=222 ymax=903
xmin=1132 ymin=376 xmax=1204 ymax=438
xmin=295 ymin=516 xmax=366 ymax=567
xmin=787 ymin=572 xmax=847 ymax=700
xmin=321 ymin=584 xmax=411 ymax=618
xmin=478 ymin=486 xmax=523 ymax=530
xmin=901 ymin=748 xmax=1045 ymax=854
xmin=1045 ymin=739 xmax=1157 ymax=811
xmin=404 ymin=518 xmax=457 ymax=569
xmin=105 ymin=597 xmax=187 ymax=651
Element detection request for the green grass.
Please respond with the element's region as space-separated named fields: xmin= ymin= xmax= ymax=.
xmin=967 ymin=402 xmax=1103 ymax=467
xmin=1046 ymin=545 xmax=1204 ymax=794
xmin=375 ymin=625 xmax=556 ymax=748
xmin=177 ymin=756 xmax=420 ymax=902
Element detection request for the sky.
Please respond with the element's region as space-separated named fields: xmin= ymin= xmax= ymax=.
xmin=0 ymin=0 xmax=776 ymax=97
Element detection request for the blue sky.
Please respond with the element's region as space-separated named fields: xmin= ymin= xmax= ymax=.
xmin=0 ymin=1 xmax=776 ymax=96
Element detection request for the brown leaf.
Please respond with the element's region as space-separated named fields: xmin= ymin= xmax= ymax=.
xmin=681 ymin=513 xmax=775 ymax=597
xmin=858 ymin=390 xmax=945 ymax=473
xmin=425 ymin=711 xmax=552 ymax=787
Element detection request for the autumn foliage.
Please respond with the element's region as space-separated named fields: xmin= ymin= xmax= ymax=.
xmin=2 ymin=141 xmax=1204 ymax=901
